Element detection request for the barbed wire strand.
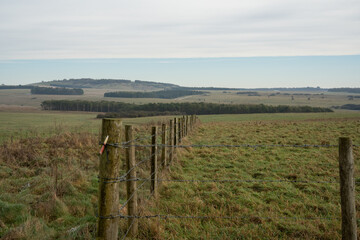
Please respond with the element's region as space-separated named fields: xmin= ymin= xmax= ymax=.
xmin=122 ymin=125 xmax=173 ymax=145
xmin=100 ymin=213 xmax=339 ymax=221
xmin=98 ymin=152 xmax=156 ymax=183
xmin=118 ymin=143 xmax=344 ymax=149
xmin=118 ymin=171 xmax=156 ymax=212
xmin=121 ymin=133 xmax=156 ymax=145
xmin=102 ymin=177 xmax=345 ymax=184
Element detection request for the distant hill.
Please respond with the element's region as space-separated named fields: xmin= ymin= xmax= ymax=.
xmin=31 ymin=79 xmax=331 ymax=92
xmin=33 ymin=78 xmax=179 ymax=91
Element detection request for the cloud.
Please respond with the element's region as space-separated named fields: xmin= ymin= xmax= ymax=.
xmin=0 ymin=0 xmax=359 ymax=59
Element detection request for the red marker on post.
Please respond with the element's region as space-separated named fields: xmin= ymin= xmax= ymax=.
xmin=99 ymin=135 xmax=109 ymax=155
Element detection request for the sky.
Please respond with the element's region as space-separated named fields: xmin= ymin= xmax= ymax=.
xmin=0 ymin=0 xmax=359 ymax=88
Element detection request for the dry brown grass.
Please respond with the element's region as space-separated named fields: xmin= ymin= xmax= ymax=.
xmin=0 ymin=132 xmax=99 ymax=239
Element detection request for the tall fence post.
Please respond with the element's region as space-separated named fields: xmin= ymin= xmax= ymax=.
xmin=161 ymin=123 xmax=167 ymax=168
xmin=174 ymin=118 xmax=178 ymax=146
xmin=186 ymin=115 xmax=189 ymax=136
xmin=190 ymin=115 xmax=194 ymax=131
xmin=97 ymin=119 xmax=122 ymax=240
xmin=178 ymin=118 xmax=182 ymax=143
xmin=182 ymin=116 xmax=186 ymax=137
xmin=169 ymin=120 xmax=174 ymax=164
xmin=150 ymin=127 xmax=158 ymax=198
xmin=125 ymin=125 xmax=138 ymax=238
xmin=339 ymin=137 xmax=357 ymax=240
xmin=179 ymin=118 xmax=183 ymax=142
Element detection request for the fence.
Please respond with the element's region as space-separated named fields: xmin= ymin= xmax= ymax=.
xmin=96 ymin=116 xmax=358 ymax=240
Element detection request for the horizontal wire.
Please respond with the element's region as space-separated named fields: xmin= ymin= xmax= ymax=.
xmin=118 ymin=176 xmax=153 ymax=212
xmin=103 ymin=142 xmax=359 ymax=149
xmin=121 ymin=133 xmax=155 ymax=145
xmin=118 ymin=143 xmax=340 ymax=149
xmin=103 ymin=178 xmax=343 ymax=184
xmin=98 ymin=152 xmax=156 ymax=183
xmin=154 ymin=178 xmax=342 ymax=184
xmin=99 ymin=213 xmax=339 ymax=221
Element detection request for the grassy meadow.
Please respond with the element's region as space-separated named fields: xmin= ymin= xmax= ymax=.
xmin=0 ymin=86 xmax=359 ymax=239
xmin=144 ymin=116 xmax=360 ymax=239
xmin=0 ymin=110 xmax=178 ymax=143
xmin=0 ymin=110 xmax=360 ymax=239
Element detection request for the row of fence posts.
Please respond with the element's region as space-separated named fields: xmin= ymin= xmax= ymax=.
xmin=96 ymin=115 xmax=198 ymax=240
xmin=96 ymin=117 xmax=357 ymax=240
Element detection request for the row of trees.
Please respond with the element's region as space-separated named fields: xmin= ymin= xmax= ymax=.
xmin=328 ymin=88 xmax=360 ymax=93
xmin=236 ymin=91 xmax=260 ymax=96
xmin=334 ymin=104 xmax=360 ymax=110
xmin=41 ymin=100 xmax=333 ymax=116
xmin=31 ymin=87 xmax=84 ymax=95
xmin=104 ymin=90 xmax=207 ymax=99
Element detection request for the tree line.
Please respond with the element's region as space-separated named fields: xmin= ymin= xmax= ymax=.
xmin=31 ymin=86 xmax=84 ymax=95
xmin=41 ymin=100 xmax=333 ymax=117
xmin=328 ymin=88 xmax=360 ymax=93
xmin=104 ymin=90 xmax=207 ymax=99
xmin=333 ymin=104 xmax=360 ymax=110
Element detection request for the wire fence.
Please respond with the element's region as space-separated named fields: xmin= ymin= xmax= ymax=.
xmin=96 ymin=116 xmax=358 ymax=239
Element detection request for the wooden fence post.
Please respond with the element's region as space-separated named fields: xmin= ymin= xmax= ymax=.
xmin=150 ymin=127 xmax=158 ymax=198
xmin=169 ymin=120 xmax=174 ymax=164
xmin=339 ymin=137 xmax=357 ymax=240
xmin=190 ymin=115 xmax=194 ymax=131
xmin=174 ymin=118 xmax=178 ymax=146
xmin=186 ymin=115 xmax=189 ymax=136
xmin=97 ymin=119 xmax=122 ymax=240
xmin=182 ymin=116 xmax=186 ymax=137
xmin=161 ymin=123 xmax=167 ymax=168
xmin=180 ymin=117 xmax=183 ymax=141
xmin=178 ymin=118 xmax=182 ymax=143
xmin=125 ymin=125 xmax=138 ymax=238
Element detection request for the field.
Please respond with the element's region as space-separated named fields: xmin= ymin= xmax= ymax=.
xmin=0 ymin=109 xmax=359 ymax=143
xmin=0 ymin=110 xmax=176 ymax=143
xmin=0 ymin=110 xmax=360 ymax=239
xmin=1 ymin=88 xmax=360 ymax=109
xmin=146 ymin=117 xmax=360 ymax=239
xmin=0 ymin=85 xmax=360 ymax=239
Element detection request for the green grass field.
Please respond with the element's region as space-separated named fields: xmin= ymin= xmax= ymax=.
xmin=1 ymin=110 xmax=360 ymax=239
xmin=143 ymin=117 xmax=360 ymax=239
xmin=0 ymin=110 xmax=359 ymax=143
xmin=0 ymin=111 xmax=178 ymax=143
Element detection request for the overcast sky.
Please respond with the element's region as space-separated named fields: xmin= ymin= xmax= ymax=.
xmin=0 ymin=0 xmax=359 ymax=87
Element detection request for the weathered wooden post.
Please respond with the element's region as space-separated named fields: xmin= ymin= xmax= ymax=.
xmin=339 ymin=137 xmax=357 ymax=240
xmin=169 ymin=120 xmax=174 ymax=164
xmin=190 ymin=115 xmax=193 ymax=131
xmin=186 ymin=115 xmax=189 ymax=136
xmin=161 ymin=123 xmax=167 ymax=168
xmin=174 ymin=118 xmax=178 ymax=146
xmin=97 ymin=119 xmax=122 ymax=240
xmin=125 ymin=125 xmax=138 ymax=238
xmin=181 ymin=117 xmax=184 ymax=140
xmin=150 ymin=127 xmax=158 ymax=198
xmin=182 ymin=116 xmax=186 ymax=137
xmin=178 ymin=118 xmax=182 ymax=143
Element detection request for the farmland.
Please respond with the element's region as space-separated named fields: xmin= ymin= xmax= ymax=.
xmin=1 ymin=87 xmax=360 ymax=109
xmin=146 ymin=117 xmax=360 ymax=239
xmin=0 ymin=110 xmax=360 ymax=239
xmin=0 ymin=82 xmax=360 ymax=239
